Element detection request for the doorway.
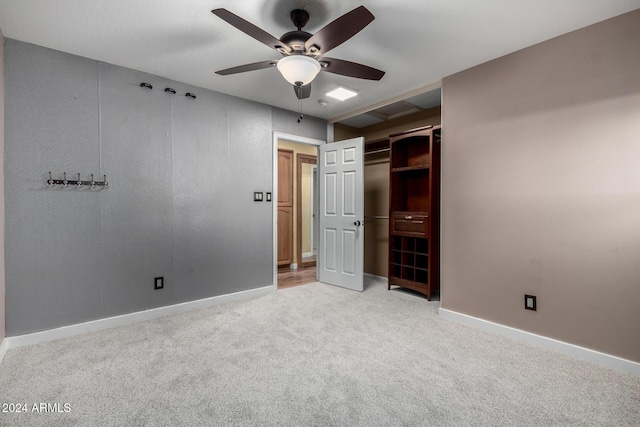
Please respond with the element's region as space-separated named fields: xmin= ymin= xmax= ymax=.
xmin=296 ymin=153 xmax=317 ymax=269
xmin=273 ymin=133 xmax=324 ymax=290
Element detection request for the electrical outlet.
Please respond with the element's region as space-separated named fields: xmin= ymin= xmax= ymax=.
xmin=525 ymin=294 xmax=536 ymax=311
xmin=154 ymin=277 xmax=164 ymax=290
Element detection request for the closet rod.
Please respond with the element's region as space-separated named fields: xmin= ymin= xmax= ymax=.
xmin=364 ymin=148 xmax=390 ymax=155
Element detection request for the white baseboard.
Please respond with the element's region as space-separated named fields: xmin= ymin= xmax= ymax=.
xmin=0 ymin=339 xmax=8 ymax=365
xmin=438 ymin=308 xmax=640 ymax=377
xmin=4 ymin=286 xmax=274 ymax=352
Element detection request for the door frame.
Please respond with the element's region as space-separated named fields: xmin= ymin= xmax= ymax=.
xmin=272 ymin=132 xmax=325 ymax=290
xmin=296 ymin=153 xmax=317 ymax=269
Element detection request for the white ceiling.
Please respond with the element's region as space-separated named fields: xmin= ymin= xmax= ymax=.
xmin=1 ymin=1 xmax=639 ymax=122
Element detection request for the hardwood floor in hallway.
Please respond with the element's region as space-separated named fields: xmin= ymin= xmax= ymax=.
xmin=277 ymin=265 xmax=317 ymax=289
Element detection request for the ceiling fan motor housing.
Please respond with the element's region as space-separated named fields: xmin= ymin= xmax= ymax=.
xmin=280 ymin=9 xmax=314 ymax=53
xmin=280 ymin=30 xmax=312 ymax=52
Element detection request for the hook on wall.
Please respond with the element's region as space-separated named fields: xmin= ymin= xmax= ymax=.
xmin=140 ymin=83 xmax=196 ymax=99
xmin=47 ymin=172 xmax=109 ymax=190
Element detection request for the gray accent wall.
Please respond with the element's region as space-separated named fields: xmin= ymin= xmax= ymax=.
xmin=4 ymin=39 xmax=326 ymax=336
xmin=271 ymin=106 xmax=326 ymax=138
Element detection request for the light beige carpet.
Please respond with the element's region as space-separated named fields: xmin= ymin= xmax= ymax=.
xmin=1 ymin=277 xmax=639 ymax=426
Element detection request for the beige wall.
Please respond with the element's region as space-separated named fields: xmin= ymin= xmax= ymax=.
xmin=363 ymin=156 xmax=391 ymax=277
xmin=0 ymin=29 xmax=5 ymax=343
xmin=335 ymin=107 xmax=442 ymax=277
xmin=441 ymin=9 xmax=640 ymax=362
xmin=278 ymin=140 xmax=317 ymax=264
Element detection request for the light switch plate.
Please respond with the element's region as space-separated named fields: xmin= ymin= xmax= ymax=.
xmin=266 ymin=192 xmax=272 ymax=202
xmin=254 ymin=192 xmax=263 ymax=202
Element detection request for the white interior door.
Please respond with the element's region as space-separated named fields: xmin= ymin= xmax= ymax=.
xmin=318 ymin=137 xmax=364 ymax=291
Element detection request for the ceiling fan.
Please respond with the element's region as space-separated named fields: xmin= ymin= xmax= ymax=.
xmin=211 ymin=5 xmax=385 ymax=100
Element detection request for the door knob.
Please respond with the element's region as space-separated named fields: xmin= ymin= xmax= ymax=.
xmin=354 ymin=220 xmax=362 ymax=227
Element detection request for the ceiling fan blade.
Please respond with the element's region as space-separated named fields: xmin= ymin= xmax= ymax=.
xmin=320 ymin=57 xmax=385 ymax=80
xmin=294 ymin=84 xmax=311 ymax=100
xmin=304 ymin=6 xmax=374 ymax=56
xmin=215 ymin=60 xmax=277 ymax=76
xmin=212 ymin=8 xmax=290 ymax=53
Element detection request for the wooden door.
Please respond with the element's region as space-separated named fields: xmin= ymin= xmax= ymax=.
xmin=277 ymin=149 xmax=293 ymax=266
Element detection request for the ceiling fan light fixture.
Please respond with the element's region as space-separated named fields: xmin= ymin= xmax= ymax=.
xmin=277 ymin=55 xmax=321 ymax=86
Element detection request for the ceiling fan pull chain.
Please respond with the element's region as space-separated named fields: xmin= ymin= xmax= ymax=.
xmin=297 ymin=97 xmax=303 ymax=123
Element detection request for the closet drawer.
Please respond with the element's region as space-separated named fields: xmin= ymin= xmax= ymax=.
xmin=391 ymin=214 xmax=429 ymax=237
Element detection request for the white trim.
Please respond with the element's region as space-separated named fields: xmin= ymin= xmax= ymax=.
xmin=326 ymin=123 xmax=334 ymax=143
xmin=311 ymin=165 xmax=318 ymax=255
xmin=3 ymin=286 xmax=273 ymax=351
xmin=438 ymin=308 xmax=640 ymax=377
xmin=275 ymin=132 xmax=325 ymax=147
xmin=0 ymin=339 xmax=8 ymax=365
xmin=273 ymin=131 xmax=325 ymax=290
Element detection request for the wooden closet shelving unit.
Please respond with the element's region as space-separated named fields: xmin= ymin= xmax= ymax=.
xmin=388 ymin=125 xmax=441 ymax=300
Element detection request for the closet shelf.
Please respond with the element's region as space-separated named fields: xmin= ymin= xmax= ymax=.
xmin=391 ymin=164 xmax=430 ymax=172
xmin=388 ymin=125 xmax=441 ymax=300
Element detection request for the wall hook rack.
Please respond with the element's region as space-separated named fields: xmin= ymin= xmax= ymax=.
xmin=140 ymin=83 xmax=196 ymax=99
xmin=47 ymin=172 xmax=109 ymax=189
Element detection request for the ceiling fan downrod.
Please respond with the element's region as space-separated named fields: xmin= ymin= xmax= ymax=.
xmin=290 ymin=9 xmax=310 ymax=30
